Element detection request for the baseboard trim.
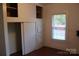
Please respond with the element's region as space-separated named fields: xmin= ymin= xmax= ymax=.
xmin=10 ymin=50 xmax=22 ymax=56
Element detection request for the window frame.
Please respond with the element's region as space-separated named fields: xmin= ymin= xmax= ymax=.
xmin=51 ymin=13 xmax=67 ymax=40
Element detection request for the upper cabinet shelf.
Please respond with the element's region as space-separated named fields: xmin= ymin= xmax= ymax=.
xmin=36 ymin=6 xmax=43 ymax=19
xmin=7 ymin=7 xmax=17 ymax=9
xmin=6 ymin=3 xmax=18 ymax=17
xmin=5 ymin=4 xmax=42 ymax=22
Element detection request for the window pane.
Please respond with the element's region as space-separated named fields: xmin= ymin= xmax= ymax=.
xmin=52 ymin=14 xmax=66 ymax=40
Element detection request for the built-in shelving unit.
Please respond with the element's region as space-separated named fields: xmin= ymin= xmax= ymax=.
xmin=36 ymin=6 xmax=43 ymax=18
xmin=0 ymin=3 xmax=43 ymax=56
xmin=6 ymin=3 xmax=18 ymax=17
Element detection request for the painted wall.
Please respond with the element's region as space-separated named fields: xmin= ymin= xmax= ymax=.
xmin=18 ymin=3 xmax=36 ymax=22
xmin=43 ymin=4 xmax=79 ymax=53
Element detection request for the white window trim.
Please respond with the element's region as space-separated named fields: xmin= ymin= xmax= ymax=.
xmin=51 ymin=13 xmax=67 ymax=41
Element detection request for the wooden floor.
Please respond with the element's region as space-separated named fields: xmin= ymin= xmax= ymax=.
xmin=25 ymin=47 xmax=69 ymax=56
xmin=11 ymin=47 xmax=79 ymax=56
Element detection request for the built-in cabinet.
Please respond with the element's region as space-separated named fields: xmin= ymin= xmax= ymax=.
xmin=4 ymin=3 xmax=36 ymax=22
xmin=35 ymin=19 xmax=43 ymax=49
xmin=6 ymin=3 xmax=18 ymax=17
xmin=0 ymin=3 xmax=43 ymax=56
xmin=21 ymin=22 xmax=36 ymax=55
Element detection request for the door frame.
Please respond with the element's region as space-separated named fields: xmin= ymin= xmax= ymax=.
xmin=21 ymin=22 xmax=25 ymax=55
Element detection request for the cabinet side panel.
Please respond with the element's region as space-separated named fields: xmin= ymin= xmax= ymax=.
xmin=0 ymin=3 xmax=6 ymax=56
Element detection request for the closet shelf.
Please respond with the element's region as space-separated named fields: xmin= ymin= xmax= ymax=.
xmin=7 ymin=7 xmax=17 ymax=9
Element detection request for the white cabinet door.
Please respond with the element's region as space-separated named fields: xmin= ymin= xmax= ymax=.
xmin=21 ymin=22 xmax=36 ymax=55
xmin=35 ymin=19 xmax=43 ymax=49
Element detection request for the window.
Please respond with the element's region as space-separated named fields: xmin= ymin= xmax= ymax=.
xmin=52 ymin=14 xmax=66 ymax=40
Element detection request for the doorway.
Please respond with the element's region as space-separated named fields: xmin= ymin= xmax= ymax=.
xmin=8 ymin=22 xmax=22 ymax=56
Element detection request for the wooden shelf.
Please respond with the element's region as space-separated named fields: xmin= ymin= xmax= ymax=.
xmin=6 ymin=17 xmax=36 ymax=23
xmin=7 ymin=7 xmax=17 ymax=9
